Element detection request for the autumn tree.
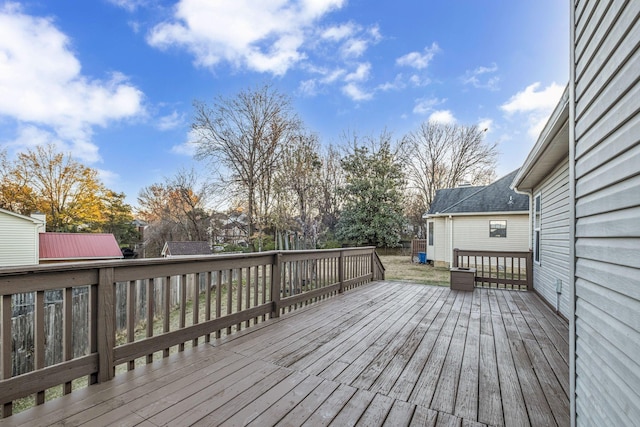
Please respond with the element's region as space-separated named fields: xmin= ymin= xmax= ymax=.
xmin=316 ymin=144 xmax=344 ymax=244
xmin=137 ymin=169 xmax=211 ymax=257
xmin=2 ymin=144 xmax=106 ymax=231
xmin=100 ymin=190 xmax=138 ymax=245
xmin=336 ymin=133 xmax=406 ymax=248
xmin=400 ymin=122 xmax=498 ymax=231
xmin=191 ymin=84 xmax=299 ymax=251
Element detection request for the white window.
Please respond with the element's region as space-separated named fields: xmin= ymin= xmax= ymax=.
xmin=489 ymin=220 xmax=507 ymax=238
xmin=534 ymin=193 xmax=541 ymax=264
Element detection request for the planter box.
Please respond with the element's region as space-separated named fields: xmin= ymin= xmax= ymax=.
xmin=450 ymin=267 xmax=476 ymax=291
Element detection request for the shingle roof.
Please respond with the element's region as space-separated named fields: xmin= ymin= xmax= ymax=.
xmin=427 ymin=169 xmax=529 ymax=215
xmin=39 ymin=233 xmax=123 ymax=260
xmin=163 ymin=241 xmax=212 ymax=256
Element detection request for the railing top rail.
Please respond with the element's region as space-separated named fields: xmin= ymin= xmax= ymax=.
xmin=0 ymin=247 xmax=378 ymax=278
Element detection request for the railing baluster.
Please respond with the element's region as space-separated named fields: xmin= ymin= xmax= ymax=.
xmin=179 ymin=274 xmax=186 ymax=351
xmin=226 ymin=269 xmax=233 ymax=335
xmin=216 ymin=271 xmax=222 ymax=338
xmin=236 ymin=268 xmax=243 ymax=331
xmin=127 ymin=280 xmax=135 ymax=370
xmin=63 ymin=286 xmax=73 ymax=393
xmin=163 ymin=276 xmax=170 ymax=358
xmin=146 ymin=278 xmax=154 ymax=364
xmin=1 ymin=294 xmax=11 ymax=417
xmin=193 ymin=273 xmax=199 ymax=347
xmin=205 ymin=272 xmax=212 ymax=343
xmin=35 ymin=290 xmax=45 ymax=404
xmin=253 ymin=266 xmax=258 ymax=325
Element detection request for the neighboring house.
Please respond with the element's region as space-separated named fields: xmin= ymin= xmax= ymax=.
xmin=39 ymin=233 xmax=123 ymax=263
xmin=567 ymin=2 xmax=640 ymax=426
xmin=161 ymin=241 xmax=212 ymax=258
xmin=511 ymin=86 xmax=570 ymax=318
xmin=424 ymin=170 xmax=530 ymax=268
xmin=0 ymin=208 xmax=45 ymax=267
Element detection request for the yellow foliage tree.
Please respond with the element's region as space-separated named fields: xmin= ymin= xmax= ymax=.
xmin=3 ymin=144 xmax=106 ymax=231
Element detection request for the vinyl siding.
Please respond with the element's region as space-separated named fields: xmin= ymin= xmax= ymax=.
xmin=0 ymin=213 xmax=39 ymax=266
xmin=429 ymin=213 xmax=529 ymax=266
xmin=571 ymin=0 xmax=640 ymax=425
xmin=534 ymin=159 xmax=571 ymax=317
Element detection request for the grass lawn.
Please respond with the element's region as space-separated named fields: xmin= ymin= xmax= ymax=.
xmin=379 ymin=255 xmax=450 ymax=286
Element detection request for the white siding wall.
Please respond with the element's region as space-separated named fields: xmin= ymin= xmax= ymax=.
xmin=534 ymin=159 xmax=571 ymax=318
xmin=571 ymin=1 xmax=640 ymax=425
xmin=0 ymin=213 xmax=39 ymax=266
xmin=430 ymin=214 xmax=529 ymax=266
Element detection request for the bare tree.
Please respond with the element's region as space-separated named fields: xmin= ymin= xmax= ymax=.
xmin=192 ymin=84 xmax=299 ymax=251
xmin=401 ymin=122 xmax=498 ymax=213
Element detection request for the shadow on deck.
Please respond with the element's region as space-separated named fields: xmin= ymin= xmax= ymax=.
xmin=4 ymin=281 xmax=569 ymax=427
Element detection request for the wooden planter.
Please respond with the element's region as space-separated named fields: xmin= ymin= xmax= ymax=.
xmin=450 ymin=267 xmax=476 ymax=291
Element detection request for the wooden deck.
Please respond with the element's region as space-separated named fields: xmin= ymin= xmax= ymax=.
xmin=3 ymin=281 xmax=569 ymax=427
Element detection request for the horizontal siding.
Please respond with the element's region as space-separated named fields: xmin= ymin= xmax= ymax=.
xmin=0 ymin=215 xmax=38 ymax=266
xmin=452 ymin=214 xmax=529 ymax=252
xmin=534 ymin=160 xmax=571 ymax=317
xmin=572 ymin=0 xmax=640 ymax=424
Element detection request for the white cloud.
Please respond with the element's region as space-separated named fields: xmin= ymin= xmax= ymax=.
xmin=97 ymin=168 xmax=120 ymax=187
xmin=171 ymin=130 xmax=199 ymax=156
xmin=396 ymin=42 xmax=440 ymax=69
xmin=345 ymin=63 xmax=371 ymax=82
xmin=428 ymin=110 xmax=456 ymax=124
xmin=321 ymin=22 xmax=356 ymax=41
xmin=147 ymin=0 xmax=346 ymax=76
xmin=0 ymin=4 xmax=145 ymax=162
xmin=412 ymin=97 xmax=445 ymax=115
xmin=107 ymin=0 xmax=149 ymax=12
xmin=501 ymin=82 xmax=563 ymax=114
xmin=462 ymin=63 xmax=500 ymax=91
xmin=342 ymin=83 xmax=372 ymax=101
xmin=501 ymin=82 xmax=564 ymax=138
xmin=157 ymin=110 xmax=184 ymax=131
xmin=477 ymin=118 xmax=494 ymax=134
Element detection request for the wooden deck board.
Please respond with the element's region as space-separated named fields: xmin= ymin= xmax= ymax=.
xmin=4 ymin=281 xmax=569 ymax=427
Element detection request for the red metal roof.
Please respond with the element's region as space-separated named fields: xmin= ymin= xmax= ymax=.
xmin=39 ymin=233 xmax=123 ymax=261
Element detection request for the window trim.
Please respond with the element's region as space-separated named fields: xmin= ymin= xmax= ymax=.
xmin=428 ymin=221 xmax=434 ymax=246
xmin=489 ymin=219 xmax=507 ymax=238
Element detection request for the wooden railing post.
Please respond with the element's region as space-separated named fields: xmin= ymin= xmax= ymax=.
xmin=526 ymin=250 xmax=534 ymax=291
xmin=338 ymin=250 xmax=345 ymax=293
xmin=453 ymin=248 xmax=459 ymax=267
xmin=1 ymin=294 xmax=12 ymax=417
xmin=271 ymin=252 xmax=281 ymax=318
xmin=97 ymin=267 xmax=115 ymax=383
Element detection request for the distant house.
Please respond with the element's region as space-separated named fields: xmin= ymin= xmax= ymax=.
xmin=0 ymin=208 xmax=45 ymax=267
xmin=423 ymin=170 xmax=530 ymax=268
xmin=511 ymin=86 xmax=570 ymax=318
xmin=39 ymin=233 xmax=123 ymax=263
xmin=161 ymin=241 xmax=212 ymax=258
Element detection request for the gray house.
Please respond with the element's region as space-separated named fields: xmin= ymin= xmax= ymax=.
xmin=512 ymin=86 xmax=570 ymax=318
xmin=424 ymin=170 xmax=530 ymax=268
xmin=516 ymin=2 xmax=640 ymax=425
xmin=161 ymin=241 xmax=212 ymax=258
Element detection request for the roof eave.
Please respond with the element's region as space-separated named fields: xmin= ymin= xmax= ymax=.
xmin=511 ymin=84 xmax=570 ymax=191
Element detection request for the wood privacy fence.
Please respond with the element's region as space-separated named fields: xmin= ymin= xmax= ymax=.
xmin=410 ymin=239 xmax=427 ymax=261
xmin=0 ymin=247 xmax=385 ymax=418
xmin=453 ymin=248 xmax=533 ymax=291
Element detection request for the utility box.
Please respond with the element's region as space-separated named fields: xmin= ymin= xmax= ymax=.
xmin=450 ymin=267 xmax=476 ymax=291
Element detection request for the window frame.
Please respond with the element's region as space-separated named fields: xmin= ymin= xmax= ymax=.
xmin=534 ymin=192 xmax=541 ymax=264
xmin=489 ymin=220 xmax=507 ymax=238
xmin=428 ymin=222 xmax=434 ymax=246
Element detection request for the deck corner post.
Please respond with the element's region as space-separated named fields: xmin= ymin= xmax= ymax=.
xmin=271 ymin=252 xmax=282 ymax=318
xmin=97 ymin=267 xmax=115 ymax=382
xmin=453 ymin=248 xmax=459 ymax=268
xmin=338 ymin=250 xmax=345 ymax=293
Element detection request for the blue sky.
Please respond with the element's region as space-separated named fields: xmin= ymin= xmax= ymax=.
xmin=0 ymin=0 xmax=568 ymax=207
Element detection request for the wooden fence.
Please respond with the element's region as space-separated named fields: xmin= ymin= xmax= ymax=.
xmin=410 ymin=239 xmax=427 ymax=261
xmin=453 ymin=248 xmax=533 ymax=290
xmin=0 ymin=247 xmax=384 ymax=418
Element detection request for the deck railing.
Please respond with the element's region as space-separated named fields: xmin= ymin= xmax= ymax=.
xmin=453 ymin=248 xmax=532 ymax=291
xmin=0 ymin=247 xmax=384 ymax=418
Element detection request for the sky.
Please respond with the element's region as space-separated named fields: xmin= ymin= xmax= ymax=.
xmin=0 ymin=0 xmax=569 ymax=208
